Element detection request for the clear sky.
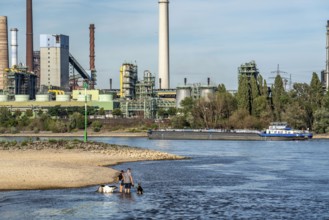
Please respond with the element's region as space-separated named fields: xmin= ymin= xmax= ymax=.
xmin=1 ymin=0 xmax=328 ymax=90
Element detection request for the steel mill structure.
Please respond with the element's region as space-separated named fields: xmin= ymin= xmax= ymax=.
xmin=158 ymin=0 xmax=170 ymax=89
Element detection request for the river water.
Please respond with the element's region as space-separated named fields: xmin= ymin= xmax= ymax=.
xmin=1 ymin=138 xmax=329 ymax=219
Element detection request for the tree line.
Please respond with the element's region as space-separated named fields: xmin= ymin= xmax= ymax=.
xmin=170 ymin=72 xmax=329 ymax=133
xmin=0 ymin=72 xmax=328 ymax=134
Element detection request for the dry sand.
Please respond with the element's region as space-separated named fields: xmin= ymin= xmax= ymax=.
xmin=0 ymin=140 xmax=185 ymax=191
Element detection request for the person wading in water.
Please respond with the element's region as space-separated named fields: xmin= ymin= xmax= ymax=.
xmin=123 ymin=168 xmax=134 ymax=193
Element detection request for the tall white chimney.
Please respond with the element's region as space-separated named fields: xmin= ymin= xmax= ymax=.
xmin=10 ymin=28 xmax=18 ymax=67
xmin=325 ymin=20 xmax=329 ymax=91
xmin=158 ymin=0 xmax=170 ymax=89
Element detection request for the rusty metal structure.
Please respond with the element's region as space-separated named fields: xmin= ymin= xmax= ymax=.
xmin=0 ymin=16 xmax=9 ymax=91
xmin=89 ymin=24 xmax=96 ymax=89
xmin=26 ymin=0 xmax=34 ymax=72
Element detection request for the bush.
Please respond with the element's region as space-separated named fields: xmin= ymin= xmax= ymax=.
xmin=10 ymin=127 xmax=19 ymax=134
xmin=0 ymin=127 xmax=6 ymax=134
xmin=91 ymin=120 xmax=102 ymax=132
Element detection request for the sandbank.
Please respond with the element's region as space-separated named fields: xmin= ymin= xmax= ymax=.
xmin=0 ymin=140 xmax=185 ymax=191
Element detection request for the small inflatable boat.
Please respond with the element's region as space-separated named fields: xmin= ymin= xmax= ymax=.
xmin=97 ymin=185 xmax=117 ymax=193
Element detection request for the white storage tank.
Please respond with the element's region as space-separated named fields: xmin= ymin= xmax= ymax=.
xmin=77 ymin=94 xmax=92 ymax=102
xmin=176 ymin=86 xmax=192 ymax=108
xmin=56 ymin=94 xmax=71 ymax=102
xmin=15 ymin=94 xmax=29 ymax=102
xmin=99 ymin=94 xmax=113 ymax=102
xmin=0 ymin=94 xmax=8 ymax=102
xmin=200 ymin=86 xmax=216 ymax=102
xmin=35 ymin=94 xmax=50 ymax=102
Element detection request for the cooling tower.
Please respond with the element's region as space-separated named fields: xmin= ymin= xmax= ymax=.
xmin=158 ymin=0 xmax=170 ymax=89
xmin=0 ymin=16 xmax=9 ymax=91
xmin=10 ymin=28 xmax=18 ymax=67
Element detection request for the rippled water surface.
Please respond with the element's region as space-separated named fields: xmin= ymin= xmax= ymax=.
xmin=1 ymin=138 xmax=329 ymax=219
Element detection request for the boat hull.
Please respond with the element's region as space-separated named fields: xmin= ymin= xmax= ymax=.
xmin=259 ymin=133 xmax=313 ymax=141
xmin=148 ymin=130 xmax=261 ymax=141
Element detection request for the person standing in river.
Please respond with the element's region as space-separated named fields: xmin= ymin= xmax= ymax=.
xmin=123 ymin=168 xmax=134 ymax=193
xmin=118 ymin=170 xmax=124 ymax=193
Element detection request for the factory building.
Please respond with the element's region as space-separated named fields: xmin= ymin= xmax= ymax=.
xmin=119 ymin=63 xmax=138 ymax=99
xmin=40 ymin=34 xmax=70 ymax=90
xmin=238 ymin=60 xmax=259 ymax=79
xmin=3 ymin=65 xmax=37 ymax=100
xmin=33 ymin=51 xmax=40 ymax=90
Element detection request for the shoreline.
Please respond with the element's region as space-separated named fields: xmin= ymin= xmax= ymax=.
xmin=0 ymin=131 xmax=328 ymax=139
xmin=0 ymin=140 xmax=186 ymax=191
xmin=0 ymin=131 xmax=148 ymax=138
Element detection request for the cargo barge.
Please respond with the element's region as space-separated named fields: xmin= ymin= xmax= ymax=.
xmin=148 ymin=122 xmax=313 ymax=141
xmin=147 ymin=129 xmax=262 ymax=140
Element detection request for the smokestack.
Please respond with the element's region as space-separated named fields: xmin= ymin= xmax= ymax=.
xmin=325 ymin=20 xmax=329 ymax=91
xmin=89 ymin=24 xmax=95 ymax=70
xmin=207 ymin=77 xmax=210 ymax=86
xmin=89 ymin=24 xmax=95 ymax=89
xmin=158 ymin=0 xmax=170 ymax=89
xmin=0 ymin=16 xmax=9 ymax=91
xmin=26 ymin=0 xmax=33 ymax=72
xmin=10 ymin=28 xmax=18 ymax=67
xmin=110 ymin=78 xmax=112 ymax=90
xmin=159 ymin=78 xmax=162 ymax=90
xmin=184 ymin=77 xmax=187 ymax=85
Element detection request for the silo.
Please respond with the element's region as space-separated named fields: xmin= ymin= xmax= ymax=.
xmin=0 ymin=94 xmax=8 ymax=102
xmin=0 ymin=16 xmax=9 ymax=91
xmin=99 ymin=94 xmax=113 ymax=102
xmin=15 ymin=94 xmax=30 ymax=102
xmin=176 ymin=86 xmax=191 ymax=108
xmin=35 ymin=94 xmax=50 ymax=102
xmin=200 ymin=86 xmax=216 ymax=102
xmin=56 ymin=94 xmax=70 ymax=102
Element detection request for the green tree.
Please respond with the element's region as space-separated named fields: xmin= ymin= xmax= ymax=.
xmin=167 ymin=107 xmax=177 ymax=116
xmin=25 ymin=109 xmax=33 ymax=117
xmin=313 ymin=108 xmax=329 ymax=133
xmin=13 ymin=109 xmax=22 ymax=118
xmin=180 ymin=97 xmax=195 ymax=114
xmin=157 ymin=108 xmax=167 ymax=119
xmin=0 ymin=107 xmax=16 ymax=127
xmin=236 ymin=75 xmax=251 ymax=113
xmin=112 ymin=109 xmax=122 ymax=118
xmin=69 ymin=112 xmax=85 ymax=129
xmin=288 ymin=83 xmax=313 ymax=129
xmin=250 ymin=76 xmax=261 ymax=116
xmin=271 ymin=74 xmax=288 ymax=121
xmin=98 ymin=107 xmax=105 ymax=116
xmin=91 ymin=120 xmax=103 ymax=132
xmin=310 ymin=72 xmax=323 ymax=111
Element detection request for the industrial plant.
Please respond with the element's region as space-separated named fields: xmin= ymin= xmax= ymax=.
xmin=0 ymin=0 xmax=217 ymax=119
xmin=0 ymin=0 xmax=328 ymax=119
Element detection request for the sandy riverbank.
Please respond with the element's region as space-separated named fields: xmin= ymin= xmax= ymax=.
xmin=0 ymin=140 xmax=185 ymax=191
